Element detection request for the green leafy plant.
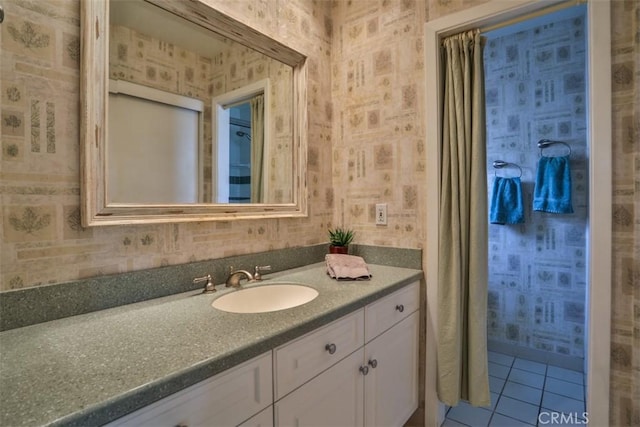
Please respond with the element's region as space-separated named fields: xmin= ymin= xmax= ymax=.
xmin=328 ymin=227 xmax=355 ymax=247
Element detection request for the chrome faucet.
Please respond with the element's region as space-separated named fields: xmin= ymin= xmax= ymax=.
xmin=193 ymin=274 xmax=216 ymax=294
xmin=225 ymin=268 xmax=254 ymax=288
xmin=253 ymin=265 xmax=271 ymax=281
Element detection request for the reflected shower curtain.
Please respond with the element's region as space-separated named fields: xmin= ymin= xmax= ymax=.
xmin=437 ymin=30 xmax=490 ymax=407
xmin=250 ymin=94 xmax=265 ymax=203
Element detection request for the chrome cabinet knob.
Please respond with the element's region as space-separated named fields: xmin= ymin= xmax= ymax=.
xmin=359 ymin=365 xmax=369 ymax=375
xmin=395 ymin=304 xmax=405 ymax=313
xmin=325 ymin=343 xmax=337 ymax=354
xmin=368 ymin=359 xmax=378 ymax=369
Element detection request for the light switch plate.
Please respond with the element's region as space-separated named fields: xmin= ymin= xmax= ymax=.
xmin=375 ymin=203 xmax=387 ymax=225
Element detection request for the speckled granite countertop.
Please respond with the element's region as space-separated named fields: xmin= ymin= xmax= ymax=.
xmin=0 ymin=262 xmax=422 ymax=427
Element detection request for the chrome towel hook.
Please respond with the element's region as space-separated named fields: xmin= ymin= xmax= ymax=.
xmin=493 ymin=160 xmax=523 ymax=178
xmin=537 ymin=139 xmax=571 ymax=157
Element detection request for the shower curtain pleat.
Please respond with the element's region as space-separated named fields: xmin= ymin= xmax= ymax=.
xmin=250 ymin=94 xmax=264 ymax=203
xmin=437 ymin=30 xmax=490 ymax=407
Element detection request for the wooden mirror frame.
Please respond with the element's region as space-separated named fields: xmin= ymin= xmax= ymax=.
xmin=80 ymin=0 xmax=308 ymax=226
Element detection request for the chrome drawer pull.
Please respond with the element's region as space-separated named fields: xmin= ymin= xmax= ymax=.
xmin=359 ymin=365 xmax=369 ymax=375
xmin=395 ymin=304 xmax=405 ymax=313
xmin=325 ymin=343 xmax=337 ymax=355
xmin=368 ymin=359 xmax=378 ymax=369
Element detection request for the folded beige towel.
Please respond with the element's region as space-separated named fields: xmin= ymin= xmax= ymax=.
xmin=325 ymin=254 xmax=372 ymax=281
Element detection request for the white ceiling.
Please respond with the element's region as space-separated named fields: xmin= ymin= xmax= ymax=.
xmin=110 ymin=0 xmax=231 ymax=59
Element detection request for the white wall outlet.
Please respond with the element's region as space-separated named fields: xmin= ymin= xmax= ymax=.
xmin=375 ymin=203 xmax=387 ymax=225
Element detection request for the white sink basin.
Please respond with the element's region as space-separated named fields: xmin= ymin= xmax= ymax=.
xmin=211 ymin=283 xmax=319 ymax=314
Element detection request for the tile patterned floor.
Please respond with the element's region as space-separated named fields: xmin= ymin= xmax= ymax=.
xmin=443 ymin=352 xmax=586 ymax=427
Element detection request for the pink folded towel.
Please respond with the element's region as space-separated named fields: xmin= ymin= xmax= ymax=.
xmin=325 ymin=254 xmax=372 ymax=281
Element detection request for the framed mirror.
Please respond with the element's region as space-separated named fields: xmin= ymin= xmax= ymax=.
xmin=80 ymin=0 xmax=308 ymax=226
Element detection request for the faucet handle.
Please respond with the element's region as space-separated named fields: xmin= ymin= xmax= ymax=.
xmin=193 ymin=274 xmax=216 ymax=294
xmin=254 ymin=265 xmax=272 ymax=280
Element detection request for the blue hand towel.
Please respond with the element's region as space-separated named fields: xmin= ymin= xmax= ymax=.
xmin=490 ymin=177 xmax=524 ymax=224
xmin=533 ymin=155 xmax=573 ymax=214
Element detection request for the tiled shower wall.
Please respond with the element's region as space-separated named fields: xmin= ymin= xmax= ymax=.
xmin=484 ymin=9 xmax=588 ymax=362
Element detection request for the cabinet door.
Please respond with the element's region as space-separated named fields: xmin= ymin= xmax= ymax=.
xmin=364 ymin=311 xmax=419 ymax=427
xmin=275 ymin=348 xmax=365 ymax=427
xmin=107 ymin=352 xmax=272 ymax=427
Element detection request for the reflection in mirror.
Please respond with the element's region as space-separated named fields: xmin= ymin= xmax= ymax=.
xmin=212 ymin=78 xmax=271 ymax=204
xmin=80 ymin=0 xmax=307 ymax=225
xmin=108 ymin=0 xmax=290 ymax=205
xmin=228 ymin=102 xmax=253 ymax=203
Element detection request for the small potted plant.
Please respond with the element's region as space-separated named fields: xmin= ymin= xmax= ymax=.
xmin=328 ymin=227 xmax=354 ymax=254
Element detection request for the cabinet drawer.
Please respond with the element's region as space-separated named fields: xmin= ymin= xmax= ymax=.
xmin=274 ymin=309 xmax=364 ymax=400
xmin=107 ymin=352 xmax=272 ymax=427
xmin=365 ymin=281 xmax=419 ymax=342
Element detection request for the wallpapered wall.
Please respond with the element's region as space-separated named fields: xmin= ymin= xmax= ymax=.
xmin=484 ymin=10 xmax=588 ymax=361
xmin=0 ymin=0 xmax=637 ymax=425
xmin=1 ymin=0 xmax=333 ymax=290
xmin=330 ymin=0 xmax=428 ymax=250
xmin=607 ymin=2 xmax=640 ymax=424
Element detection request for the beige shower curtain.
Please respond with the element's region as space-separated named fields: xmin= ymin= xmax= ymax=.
xmin=250 ymin=94 xmax=264 ymax=202
xmin=437 ymin=30 xmax=490 ymax=407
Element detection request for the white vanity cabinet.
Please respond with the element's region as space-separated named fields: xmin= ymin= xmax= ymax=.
xmin=106 ymin=352 xmax=273 ymax=427
xmin=274 ymin=348 xmax=366 ymax=426
xmin=274 ymin=281 xmax=420 ymax=427
xmin=363 ymin=280 xmax=420 ymax=426
xmin=364 ymin=311 xmax=420 ymax=426
xmin=273 ymin=309 xmax=365 ymax=400
xmin=106 ymin=282 xmax=419 ymax=427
